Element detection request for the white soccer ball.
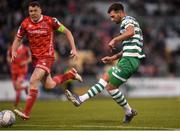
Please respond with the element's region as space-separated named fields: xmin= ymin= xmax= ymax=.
xmin=0 ymin=110 xmax=16 ymax=127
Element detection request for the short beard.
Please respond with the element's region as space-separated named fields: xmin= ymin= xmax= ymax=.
xmin=115 ymin=21 xmax=121 ymax=24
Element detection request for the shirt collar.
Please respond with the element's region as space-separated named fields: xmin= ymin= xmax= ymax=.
xmin=30 ymin=15 xmax=43 ymax=23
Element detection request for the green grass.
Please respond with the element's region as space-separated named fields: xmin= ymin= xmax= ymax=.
xmin=0 ymin=98 xmax=180 ymax=130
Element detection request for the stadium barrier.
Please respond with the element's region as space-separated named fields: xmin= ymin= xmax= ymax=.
xmin=120 ymin=78 xmax=180 ymax=98
xmin=0 ymin=78 xmax=180 ymax=101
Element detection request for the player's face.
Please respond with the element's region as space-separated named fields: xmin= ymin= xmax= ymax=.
xmin=108 ymin=10 xmax=122 ymax=24
xmin=29 ymin=6 xmax=42 ymax=22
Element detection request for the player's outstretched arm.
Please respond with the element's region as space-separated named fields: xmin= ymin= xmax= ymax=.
xmin=63 ymin=27 xmax=77 ymax=59
xmin=101 ymin=51 xmax=123 ymax=64
xmin=55 ymin=17 xmax=77 ymax=59
xmin=11 ymin=37 xmax=22 ymax=62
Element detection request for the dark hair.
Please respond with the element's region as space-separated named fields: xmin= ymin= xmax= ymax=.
xmin=107 ymin=3 xmax=124 ymax=13
xmin=28 ymin=1 xmax=41 ymax=8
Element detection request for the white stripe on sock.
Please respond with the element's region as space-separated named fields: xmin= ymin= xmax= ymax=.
xmin=109 ymin=89 xmax=119 ymax=96
xmin=92 ymin=86 xmax=99 ymax=94
xmin=116 ymin=95 xmax=124 ymax=103
xmin=96 ymin=84 xmax=104 ymax=91
xmin=113 ymin=92 xmax=122 ymax=99
xmin=98 ymin=79 xmax=107 ymax=87
xmin=88 ymin=90 xmax=94 ymax=97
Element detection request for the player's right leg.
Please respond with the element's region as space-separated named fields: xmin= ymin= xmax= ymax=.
xmin=65 ymin=74 xmax=108 ymax=107
xmin=14 ymin=68 xmax=46 ymax=120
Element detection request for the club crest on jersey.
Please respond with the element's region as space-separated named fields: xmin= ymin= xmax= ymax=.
xmin=41 ymin=21 xmax=48 ymax=28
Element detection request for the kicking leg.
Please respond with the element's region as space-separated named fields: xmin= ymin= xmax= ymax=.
xmin=65 ymin=73 xmax=109 ymax=106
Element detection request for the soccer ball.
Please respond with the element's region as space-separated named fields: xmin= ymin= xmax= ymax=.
xmin=0 ymin=110 xmax=16 ymax=127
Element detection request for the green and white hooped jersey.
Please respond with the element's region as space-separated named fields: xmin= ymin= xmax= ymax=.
xmin=120 ymin=16 xmax=145 ymax=59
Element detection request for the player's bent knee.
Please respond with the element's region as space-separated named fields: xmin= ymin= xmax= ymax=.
xmin=106 ymin=83 xmax=118 ymax=91
xmin=102 ymin=73 xmax=109 ymax=82
xmin=44 ymin=84 xmax=54 ymax=89
xmin=44 ymin=81 xmax=56 ymax=89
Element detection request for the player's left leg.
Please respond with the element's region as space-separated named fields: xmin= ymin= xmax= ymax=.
xmin=106 ymin=83 xmax=137 ymax=123
xmin=106 ymin=57 xmax=140 ymax=123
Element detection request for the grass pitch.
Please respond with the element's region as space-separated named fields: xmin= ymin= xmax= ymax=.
xmin=0 ymin=98 xmax=180 ymax=130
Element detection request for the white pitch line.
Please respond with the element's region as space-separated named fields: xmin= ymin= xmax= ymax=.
xmin=14 ymin=124 xmax=178 ymax=130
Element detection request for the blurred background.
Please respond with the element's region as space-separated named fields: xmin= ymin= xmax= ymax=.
xmin=0 ymin=0 xmax=180 ymax=101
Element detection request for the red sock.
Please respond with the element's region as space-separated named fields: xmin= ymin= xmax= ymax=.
xmin=53 ymin=72 xmax=74 ymax=85
xmin=14 ymin=89 xmax=21 ymax=107
xmin=24 ymin=89 xmax=38 ymax=116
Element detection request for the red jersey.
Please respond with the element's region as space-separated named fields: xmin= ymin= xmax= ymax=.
xmin=7 ymin=44 xmax=30 ymax=74
xmin=16 ymin=15 xmax=62 ymax=60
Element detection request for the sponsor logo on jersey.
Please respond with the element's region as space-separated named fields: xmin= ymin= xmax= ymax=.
xmin=28 ymin=29 xmax=47 ymax=34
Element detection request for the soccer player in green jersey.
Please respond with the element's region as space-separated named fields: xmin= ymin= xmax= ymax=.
xmin=65 ymin=3 xmax=145 ymax=123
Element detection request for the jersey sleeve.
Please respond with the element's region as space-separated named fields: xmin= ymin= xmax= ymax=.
xmin=16 ymin=22 xmax=26 ymax=38
xmin=121 ymin=19 xmax=135 ymax=29
xmin=52 ymin=17 xmax=65 ymax=32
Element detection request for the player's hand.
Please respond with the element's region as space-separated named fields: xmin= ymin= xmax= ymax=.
xmin=108 ymin=39 xmax=116 ymax=52
xmin=11 ymin=51 xmax=17 ymax=62
xmin=101 ymin=56 xmax=114 ymax=64
xmin=70 ymin=49 xmax=78 ymax=60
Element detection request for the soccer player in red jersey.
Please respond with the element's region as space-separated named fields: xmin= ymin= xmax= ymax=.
xmin=12 ymin=1 xmax=82 ymax=120
xmin=7 ymin=43 xmax=31 ymax=108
